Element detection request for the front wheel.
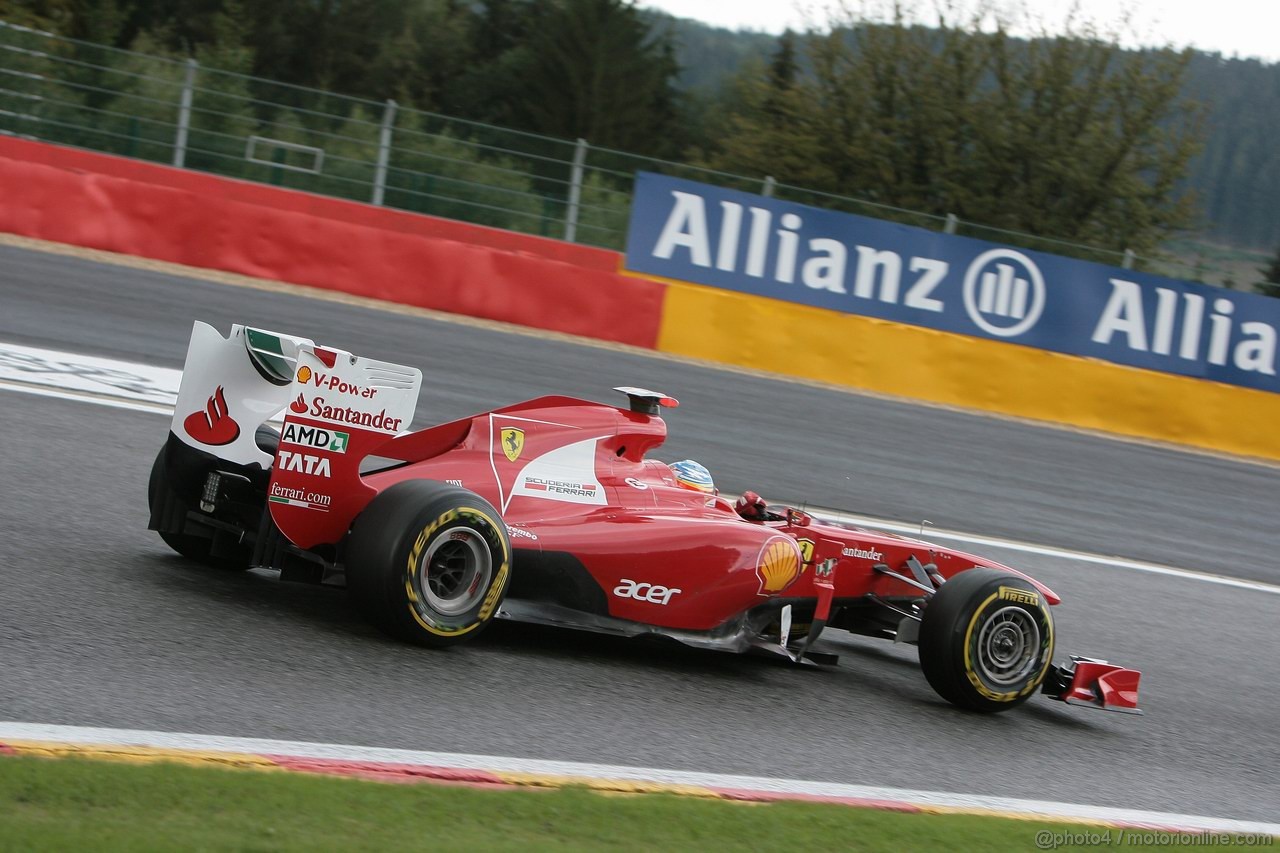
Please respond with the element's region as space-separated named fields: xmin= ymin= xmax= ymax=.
xmin=917 ymin=568 xmax=1055 ymax=712
xmin=345 ymin=481 xmax=511 ymax=648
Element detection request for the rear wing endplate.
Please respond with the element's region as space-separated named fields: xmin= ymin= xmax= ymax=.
xmin=171 ymin=321 xmax=422 ymax=548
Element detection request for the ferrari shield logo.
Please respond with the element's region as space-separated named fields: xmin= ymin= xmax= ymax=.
xmin=796 ymin=538 xmax=815 ymax=564
xmin=501 ymin=427 xmax=525 ymax=463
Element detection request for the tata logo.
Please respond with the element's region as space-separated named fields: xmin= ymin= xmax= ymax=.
xmin=613 ymin=579 xmax=682 ymax=605
xmin=962 ymin=249 xmax=1046 ymax=338
xmin=276 ymin=450 xmax=331 ymax=478
xmin=501 ymin=427 xmax=525 ymax=462
xmin=280 ymin=423 xmax=349 ymax=454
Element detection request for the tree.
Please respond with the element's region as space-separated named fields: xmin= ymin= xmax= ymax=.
xmin=384 ymin=110 xmax=545 ymax=232
xmin=763 ymin=29 xmax=799 ymax=117
xmin=1182 ymin=56 xmax=1280 ymax=250
xmin=1258 ymin=247 xmax=1280 ymax=298
xmin=370 ymin=0 xmax=474 ymax=111
xmin=702 ymin=32 xmax=837 ymax=191
xmin=0 ymin=0 xmax=77 ymax=31
xmin=0 ymin=0 xmax=126 ymax=42
xmin=239 ymin=0 xmax=408 ymax=97
xmin=706 ymin=4 xmax=1205 ymax=256
xmin=470 ymin=0 xmax=685 ymax=157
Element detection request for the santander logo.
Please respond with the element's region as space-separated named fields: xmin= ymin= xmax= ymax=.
xmin=183 ymin=386 xmax=240 ymax=446
xmin=289 ymin=393 xmax=308 ymax=414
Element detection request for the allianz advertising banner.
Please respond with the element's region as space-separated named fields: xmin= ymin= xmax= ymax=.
xmin=624 ymin=172 xmax=1280 ymax=395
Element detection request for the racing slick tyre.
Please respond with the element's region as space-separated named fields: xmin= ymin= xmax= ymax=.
xmin=147 ymin=445 xmax=251 ymax=571
xmin=917 ymin=568 xmax=1055 ymax=712
xmin=345 ymin=480 xmax=511 ymax=648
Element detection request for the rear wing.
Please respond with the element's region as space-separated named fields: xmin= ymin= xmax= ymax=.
xmin=172 ymin=321 xmax=421 ymax=547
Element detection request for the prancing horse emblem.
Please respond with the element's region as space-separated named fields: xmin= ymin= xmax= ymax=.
xmin=501 ymin=427 xmax=525 ymax=463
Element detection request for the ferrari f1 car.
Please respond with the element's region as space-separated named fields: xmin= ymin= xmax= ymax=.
xmin=149 ymin=322 xmax=1142 ymax=715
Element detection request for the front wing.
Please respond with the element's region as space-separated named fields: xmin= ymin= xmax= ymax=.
xmin=1042 ymin=656 xmax=1143 ymax=714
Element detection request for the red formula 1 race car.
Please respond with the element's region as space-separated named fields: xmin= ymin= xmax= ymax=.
xmin=149 ymin=322 xmax=1142 ymax=715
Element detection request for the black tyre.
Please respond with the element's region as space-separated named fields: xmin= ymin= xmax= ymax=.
xmin=345 ymin=480 xmax=511 ymax=648
xmin=147 ymin=445 xmax=251 ymax=570
xmin=918 ymin=568 xmax=1055 ymax=712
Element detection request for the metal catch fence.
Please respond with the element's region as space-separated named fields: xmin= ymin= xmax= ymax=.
xmin=0 ymin=20 xmax=1256 ymax=285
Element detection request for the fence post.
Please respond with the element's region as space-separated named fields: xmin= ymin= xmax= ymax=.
xmin=565 ymin=138 xmax=588 ymax=243
xmin=372 ymin=98 xmax=398 ymax=207
xmin=1122 ymin=248 xmax=1136 ymax=270
xmin=944 ymin=213 xmax=958 ymax=235
xmin=172 ymin=58 xmax=197 ymax=168
xmin=762 ymin=176 xmax=776 ymax=197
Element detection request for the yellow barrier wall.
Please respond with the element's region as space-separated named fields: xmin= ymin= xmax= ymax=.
xmin=655 ymin=280 xmax=1280 ymax=462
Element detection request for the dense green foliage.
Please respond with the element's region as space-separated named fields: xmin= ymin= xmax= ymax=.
xmin=1258 ymin=248 xmax=1280 ymax=298
xmin=705 ymin=20 xmax=1201 ymax=257
xmin=3 ymin=0 xmax=1277 ymax=271
xmin=4 ymin=0 xmax=687 ymax=157
xmin=1181 ymin=54 xmax=1280 ymax=250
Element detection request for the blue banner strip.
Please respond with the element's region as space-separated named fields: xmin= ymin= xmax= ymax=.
xmin=624 ymin=172 xmax=1280 ymax=394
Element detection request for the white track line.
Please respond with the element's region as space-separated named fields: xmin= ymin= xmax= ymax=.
xmin=802 ymin=508 xmax=1280 ymax=596
xmin=4 ymin=346 xmax=1278 ymax=831
xmin=0 ymin=380 xmax=174 ymax=415
xmin=2 ymin=340 xmax=1275 ymax=595
xmin=0 ymin=341 xmax=179 ymax=403
xmin=0 ymin=723 xmax=1275 ymax=835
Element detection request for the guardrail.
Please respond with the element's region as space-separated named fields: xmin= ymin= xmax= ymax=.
xmin=0 ymin=19 xmax=1255 ymax=284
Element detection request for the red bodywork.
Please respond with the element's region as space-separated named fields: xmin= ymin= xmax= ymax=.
xmin=262 ymin=391 xmax=1139 ymax=714
xmin=162 ymin=323 xmax=1141 ymax=715
xmin=1060 ymin=661 xmax=1143 ymax=713
xmin=271 ymin=395 xmax=1051 ymax=630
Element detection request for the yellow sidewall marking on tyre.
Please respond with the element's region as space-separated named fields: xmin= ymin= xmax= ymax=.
xmin=998 ymin=585 xmax=1039 ymax=607
xmin=962 ymin=590 xmax=1055 ymax=703
xmin=404 ymin=506 xmax=510 ymax=637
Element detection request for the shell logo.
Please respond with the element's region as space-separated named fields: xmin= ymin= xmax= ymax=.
xmin=297 ymin=366 xmax=312 ymax=384
xmin=756 ymin=537 xmax=802 ymax=596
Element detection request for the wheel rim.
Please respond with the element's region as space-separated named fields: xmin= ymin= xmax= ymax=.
xmin=975 ymin=605 xmax=1041 ymax=688
xmin=418 ymin=526 xmax=492 ymax=617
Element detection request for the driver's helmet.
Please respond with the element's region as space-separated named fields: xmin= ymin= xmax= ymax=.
xmin=670 ymin=459 xmax=715 ymax=493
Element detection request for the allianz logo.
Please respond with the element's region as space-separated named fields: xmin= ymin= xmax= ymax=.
xmin=1093 ymin=281 xmax=1275 ymax=376
xmin=650 ymin=193 xmax=1045 ymax=338
xmin=649 ymin=191 xmax=1277 ymax=377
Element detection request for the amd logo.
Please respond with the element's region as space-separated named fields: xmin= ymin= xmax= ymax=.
xmin=613 ymin=579 xmax=681 ymax=605
xmin=281 ymin=423 xmax=349 ymax=454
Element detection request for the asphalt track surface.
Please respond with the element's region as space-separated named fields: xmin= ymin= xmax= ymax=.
xmin=1 ymin=243 xmax=1276 ymax=822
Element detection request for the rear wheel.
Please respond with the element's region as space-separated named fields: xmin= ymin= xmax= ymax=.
xmin=147 ymin=444 xmax=251 ymax=570
xmin=917 ymin=568 xmax=1054 ymax=712
xmin=345 ymin=481 xmax=511 ymax=648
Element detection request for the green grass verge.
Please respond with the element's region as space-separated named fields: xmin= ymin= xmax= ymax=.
xmin=0 ymin=754 xmax=1218 ymax=851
